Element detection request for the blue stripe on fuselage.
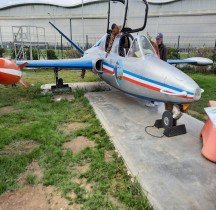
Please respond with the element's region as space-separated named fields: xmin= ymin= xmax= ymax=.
xmin=108 ymin=82 xmax=188 ymax=104
xmin=103 ymin=61 xmax=194 ymax=96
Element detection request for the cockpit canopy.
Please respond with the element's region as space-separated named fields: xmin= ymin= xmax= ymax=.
xmin=107 ymin=0 xmax=149 ymax=34
xmin=127 ymin=36 xmax=156 ymax=58
xmin=99 ymin=34 xmax=157 ymax=58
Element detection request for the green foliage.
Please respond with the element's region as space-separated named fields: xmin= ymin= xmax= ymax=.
xmin=212 ymin=49 xmax=216 ymax=63
xmin=195 ymin=47 xmax=214 ymax=60
xmin=10 ymin=48 xmax=39 ymax=60
xmin=0 ymin=48 xmax=5 ymax=57
xmin=183 ymin=71 xmax=216 ymax=120
xmin=26 ymin=48 xmax=39 ymax=60
xmin=212 ymin=49 xmax=216 ymax=73
xmin=65 ymin=49 xmax=82 ymax=59
xmin=47 ymin=49 xmax=57 ymax=60
xmin=3 ymin=49 xmax=12 ymax=58
xmin=167 ymin=47 xmax=180 ymax=59
xmin=11 ymin=49 xmax=15 ymax=59
xmin=180 ymin=48 xmax=216 ymax=74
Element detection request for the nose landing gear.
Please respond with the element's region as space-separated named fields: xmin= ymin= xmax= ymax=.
xmin=154 ymin=106 xmax=187 ymax=137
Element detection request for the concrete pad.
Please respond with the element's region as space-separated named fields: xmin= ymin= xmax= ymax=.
xmin=86 ymin=91 xmax=216 ymax=210
xmin=41 ymin=82 xmax=111 ymax=92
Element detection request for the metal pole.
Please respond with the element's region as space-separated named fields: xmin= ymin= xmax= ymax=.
xmin=188 ymin=43 xmax=190 ymax=57
xmin=54 ymin=15 xmax=56 ymax=52
xmin=48 ymin=12 xmax=56 ymax=52
xmin=177 ymin=35 xmax=180 ymax=50
xmin=36 ymin=27 xmax=40 ymax=60
xmin=29 ymin=26 xmax=33 ymax=60
xmin=82 ymin=0 xmax=84 ymax=49
xmin=21 ymin=27 xmax=24 ymax=59
xmin=86 ymin=35 xmax=88 ymax=50
xmin=0 ymin=26 xmax=3 ymax=48
xmin=61 ymin=35 xmax=63 ymax=59
xmin=70 ymin=18 xmax=72 ymax=40
xmin=70 ymin=18 xmax=73 ymax=49
xmin=213 ymin=40 xmax=216 ymax=64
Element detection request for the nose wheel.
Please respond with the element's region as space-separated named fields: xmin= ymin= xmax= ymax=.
xmin=154 ymin=109 xmax=186 ymax=137
xmin=162 ymin=111 xmax=177 ymax=129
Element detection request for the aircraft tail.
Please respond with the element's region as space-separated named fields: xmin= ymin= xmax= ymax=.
xmin=49 ymin=21 xmax=84 ymax=55
xmin=18 ymin=62 xmax=28 ymax=69
xmin=19 ymin=78 xmax=29 ymax=88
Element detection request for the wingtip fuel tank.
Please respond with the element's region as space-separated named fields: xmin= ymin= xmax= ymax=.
xmin=0 ymin=58 xmax=29 ymax=88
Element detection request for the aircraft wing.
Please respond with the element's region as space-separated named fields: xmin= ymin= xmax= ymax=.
xmin=167 ymin=59 xmax=197 ymax=65
xmin=16 ymin=58 xmax=93 ymax=69
xmin=168 ymin=57 xmax=213 ymax=66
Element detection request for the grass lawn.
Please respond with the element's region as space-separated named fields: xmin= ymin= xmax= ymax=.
xmin=185 ymin=72 xmax=216 ymax=121
xmin=0 ymin=69 xmax=152 ymax=210
xmin=0 ymin=68 xmax=215 ymax=209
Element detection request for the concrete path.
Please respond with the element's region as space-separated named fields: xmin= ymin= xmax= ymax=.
xmin=86 ymin=90 xmax=216 ymax=210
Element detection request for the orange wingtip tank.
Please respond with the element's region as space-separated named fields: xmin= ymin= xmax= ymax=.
xmin=0 ymin=58 xmax=29 ymax=88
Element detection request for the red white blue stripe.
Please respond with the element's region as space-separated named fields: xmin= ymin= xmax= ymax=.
xmin=102 ymin=62 xmax=194 ymax=100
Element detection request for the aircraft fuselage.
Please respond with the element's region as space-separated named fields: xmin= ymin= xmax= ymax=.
xmin=84 ymin=34 xmax=202 ymax=104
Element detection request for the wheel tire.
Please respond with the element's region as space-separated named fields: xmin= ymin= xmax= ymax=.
xmin=162 ymin=111 xmax=175 ymax=129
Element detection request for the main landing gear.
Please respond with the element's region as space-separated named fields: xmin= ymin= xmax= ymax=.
xmin=154 ymin=105 xmax=186 ymax=137
xmin=51 ymin=67 xmax=71 ymax=92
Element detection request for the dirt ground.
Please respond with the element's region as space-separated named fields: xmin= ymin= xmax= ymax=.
xmin=64 ymin=136 xmax=96 ymax=154
xmin=104 ymin=150 xmax=115 ymax=163
xmin=0 ymin=125 xmax=95 ymax=210
xmin=0 ymin=106 xmax=20 ymax=115
xmin=17 ymin=160 xmax=43 ymax=185
xmin=58 ymin=122 xmax=90 ymax=135
xmin=0 ymin=140 xmax=40 ymax=156
xmin=0 ymin=184 xmax=82 ymax=210
xmin=0 ymin=159 xmax=82 ymax=210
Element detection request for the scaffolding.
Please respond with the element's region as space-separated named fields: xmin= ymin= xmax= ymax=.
xmin=12 ymin=25 xmax=48 ymax=60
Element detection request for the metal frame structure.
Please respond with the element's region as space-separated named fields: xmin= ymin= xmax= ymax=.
xmin=12 ymin=25 xmax=48 ymax=60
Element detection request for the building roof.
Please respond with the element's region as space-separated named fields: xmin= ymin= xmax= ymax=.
xmin=0 ymin=0 xmax=101 ymax=9
xmin=0 ymin=0 xmax=180 ymax=9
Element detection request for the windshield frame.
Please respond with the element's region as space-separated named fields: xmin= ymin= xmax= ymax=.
xmin=138 ymin=35 xmax=157 ymax=58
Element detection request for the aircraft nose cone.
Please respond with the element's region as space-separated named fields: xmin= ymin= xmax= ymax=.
xmin=193 ymin=87 xmax=204 ymax=101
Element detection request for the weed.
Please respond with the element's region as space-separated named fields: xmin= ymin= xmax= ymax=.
xmin=26 ymin=173 xmax=38 ymax=185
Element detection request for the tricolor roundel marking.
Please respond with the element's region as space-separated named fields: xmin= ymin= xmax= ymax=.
xmin=114 ymin=59 xmax=123 ymax=86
